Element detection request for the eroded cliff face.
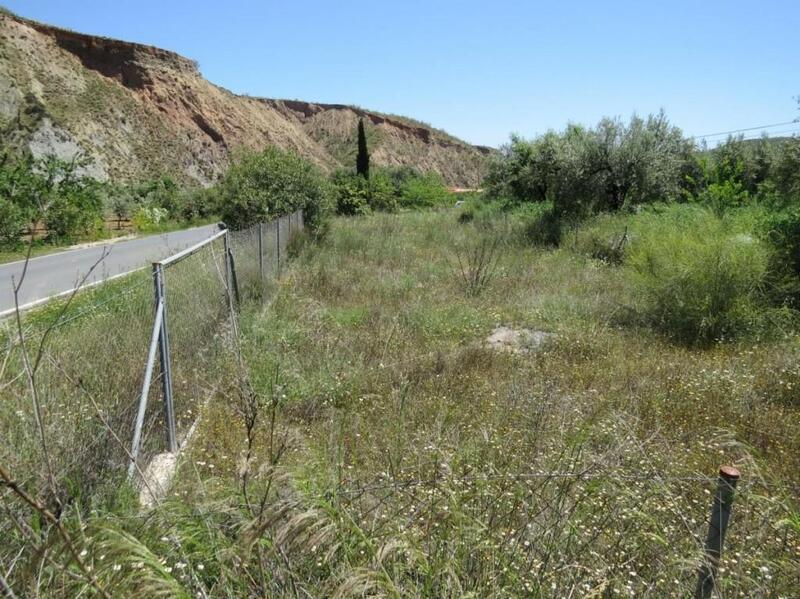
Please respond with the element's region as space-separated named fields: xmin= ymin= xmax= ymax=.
xmin=0 ymin=13 xmax=489 ymax=186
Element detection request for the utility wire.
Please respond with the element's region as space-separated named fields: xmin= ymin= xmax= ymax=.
xmin=693 ymin=120 xmax=798 ymax=139
xmin=702 ymin=127 xmax=800 ymax=147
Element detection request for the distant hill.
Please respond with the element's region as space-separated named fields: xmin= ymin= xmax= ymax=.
xmin=0 ymin=12 xmax=492 ymax=186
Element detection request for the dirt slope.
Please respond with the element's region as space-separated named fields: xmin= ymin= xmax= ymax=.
xmin=0 ymin=13 xmax=491 ymax=186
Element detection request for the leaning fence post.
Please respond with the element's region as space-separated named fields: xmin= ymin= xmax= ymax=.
xmin=127 ymin=298 xmax=165 ymax=478
xmin=153 ymin=262 xmax=177 ymax=453
xmin=695 ymin=465 xmax=740 ymax=599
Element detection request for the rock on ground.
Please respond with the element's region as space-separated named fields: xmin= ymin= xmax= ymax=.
xmin=485 ymin=326 xmax=555 ymax=354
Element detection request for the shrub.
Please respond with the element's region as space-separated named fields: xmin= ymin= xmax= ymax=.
xmin=131 ymin=205 xmax=169 ymax=231
xmin=625 ymin=206 xmax=771 ymax=345
xmin=518 ymin=204 xmax=563 ymax=247
xmin=366 ymin=169 xmax=398 ymax=212
xmin=0 ymin=156 xmax=39 ymax=244
xmin=696 ymin=179 xmax=751 ymax=216
xmin=458 ymin=205 xmax=475 ymax=223
xmin=331 ymin=170 xmax=371 ymax=216
xmin=454 ymin=227 xmax=504 ymax=295
xmin=772 ymin=137 xmax=800 ymax=200
xmin=0 ymin=154 xmax=104 ymax=243
xmin=399 ymin=171 xmax=452 ymax=208
xmin=173 ymin=186 xmax=218 ymax=222
xmin=763 ymin=206 xmax=800 ymax=307
xmin=217 ymin=147 xmax=332 ymax=233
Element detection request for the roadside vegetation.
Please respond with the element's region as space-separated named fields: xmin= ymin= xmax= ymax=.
xmin=0 ymin=153 xmax=219 ymax=261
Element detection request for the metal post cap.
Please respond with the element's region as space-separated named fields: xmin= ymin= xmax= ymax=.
xmin=719 ymin=466 xmax=740 ymax=479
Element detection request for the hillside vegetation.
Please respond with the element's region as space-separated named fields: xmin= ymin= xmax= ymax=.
xmin=0 ymin=13 xmax=489 ymax=187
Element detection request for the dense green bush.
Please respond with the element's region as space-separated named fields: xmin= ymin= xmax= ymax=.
xmin=217 ymin=147 xmax=332 ymax=233
xmin=103 ymin=177 xmax=218 ymax=230
xmin=696 ymin=179 xmax=751 ymax=216
xmin=331 ymin=169 xmax=400 ymax=215
xmin=332 ymin=170 xmax=371 ymax=216
xmin=331 ymin=166 xmax=450 ymax=214
xmin=0 ymin=156 xmax=38 ymax=244
xmin=624 ymin=206 xmax=772 ymax=345
xmin=399 ymin=171 xmax=452 ymax=208
xmin=771 ymin=137 xmax=800 ymax=201
xmin=0 ymin=154 xmax=104 ymax=244
xmin=518 ymin=203 xmax=563 ymax=247
xmin=763 ymin=206 xmax=800 ymax=307
xmin=366 ymin=169 xmax=398 ymax=212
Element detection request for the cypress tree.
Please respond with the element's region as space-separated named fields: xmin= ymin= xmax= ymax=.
xmin=356 ymin=119 xmax=370 ymax=179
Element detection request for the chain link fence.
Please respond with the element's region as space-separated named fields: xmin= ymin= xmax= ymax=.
xmin=0 ymin=211 xmax=303 ymax=498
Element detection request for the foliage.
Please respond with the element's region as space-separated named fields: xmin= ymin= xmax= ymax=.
xmin=331 ymin=169 xmax=371 ymax=216
xmin=485 ymin=132 xmax=562 ymax=204
xmin=216 ymin=147 xmax=332 ymax=233
xmin=762 ymin=205 xmax=800 ymax=307
xmin=105 ymin=187 xmax=135 ymax=229
xmin=771 ymin=136 xmax=800 ymax=201
xmin=486 ymin=112 xmax=694 ymax=217
xmin=624 ymin=206 xmax=773 ymax=345
xmin=695 ymin=179 xmax=751 ymax=217
xmin=517 ymin=203 xmax=563 ymax=247
xmin=365 ymin=169 xmax=398 ymax=212
xmin=0 ymin=153 xmax=104 ymax=244
xmin=330 ymin=166 xmax=450 ymax=215
xmin=0 ymin=154 xmax=40 ymax=244
xmin=398 ymin=170 xmax=452 ymax=208
xmin=131 ymin=205 xmax=169 ymax=231
xmin=356 ymin=118 xmax=370 ymax=179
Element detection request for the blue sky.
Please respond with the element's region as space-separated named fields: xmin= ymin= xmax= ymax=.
xmin=6 ymin=0 xmax=799 ymax=147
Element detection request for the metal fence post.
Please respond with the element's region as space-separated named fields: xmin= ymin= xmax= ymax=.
xmin=228 ymin=246 xmax=241 ymax=306
xmin=258 ymin=222 xmax=265 ymax=286
xmin=127 ymin=298 xmax=165 ymax=478
xmin=153 ymin=262 xmax=177 ymax=453
xmin=276 ymin=216 xmax=281 ymax=278
xmin=695 ymin=466 xmax=740 ymax=599
xmin=222 ymin=229 xmax=239 ymax=310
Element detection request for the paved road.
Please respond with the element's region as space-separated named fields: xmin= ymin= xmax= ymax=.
xmin=0 ymin=224 xmax=220 ymax=316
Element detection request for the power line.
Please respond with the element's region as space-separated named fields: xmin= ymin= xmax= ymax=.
xmin=693 ymin=120 xmax=797 ymax=139
xmin=703 ymin=127 xmax=800 ymax=147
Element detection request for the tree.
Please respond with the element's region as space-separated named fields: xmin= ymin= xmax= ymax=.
xmin=485 ymin=132 xmax=564 ymax=205
xmin=0 ymin=154 xmax=103 ymax=244
xmin=217 ymin=146 xmax=332 ymax=232
xmin=485 ymin=112 xmax=693 ymax=217
xmin=356 ymin=119 xmax=370 ymax=179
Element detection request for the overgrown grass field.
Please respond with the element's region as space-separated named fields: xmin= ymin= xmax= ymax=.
xmin=3 ymin=210 xmax=798 ymax=597
xmin=172 ymin=210 xmax=798 ymax=596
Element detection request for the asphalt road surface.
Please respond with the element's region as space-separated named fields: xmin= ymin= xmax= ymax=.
xmin=0 ymin=224 xmax=220 ymax=316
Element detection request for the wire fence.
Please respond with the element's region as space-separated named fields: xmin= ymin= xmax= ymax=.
xmin=0 ymin=210 xmax=303 ymax=498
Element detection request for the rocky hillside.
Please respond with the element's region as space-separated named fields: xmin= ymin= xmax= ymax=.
xmin=0 ymin=12 xmax=491 ymax=186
